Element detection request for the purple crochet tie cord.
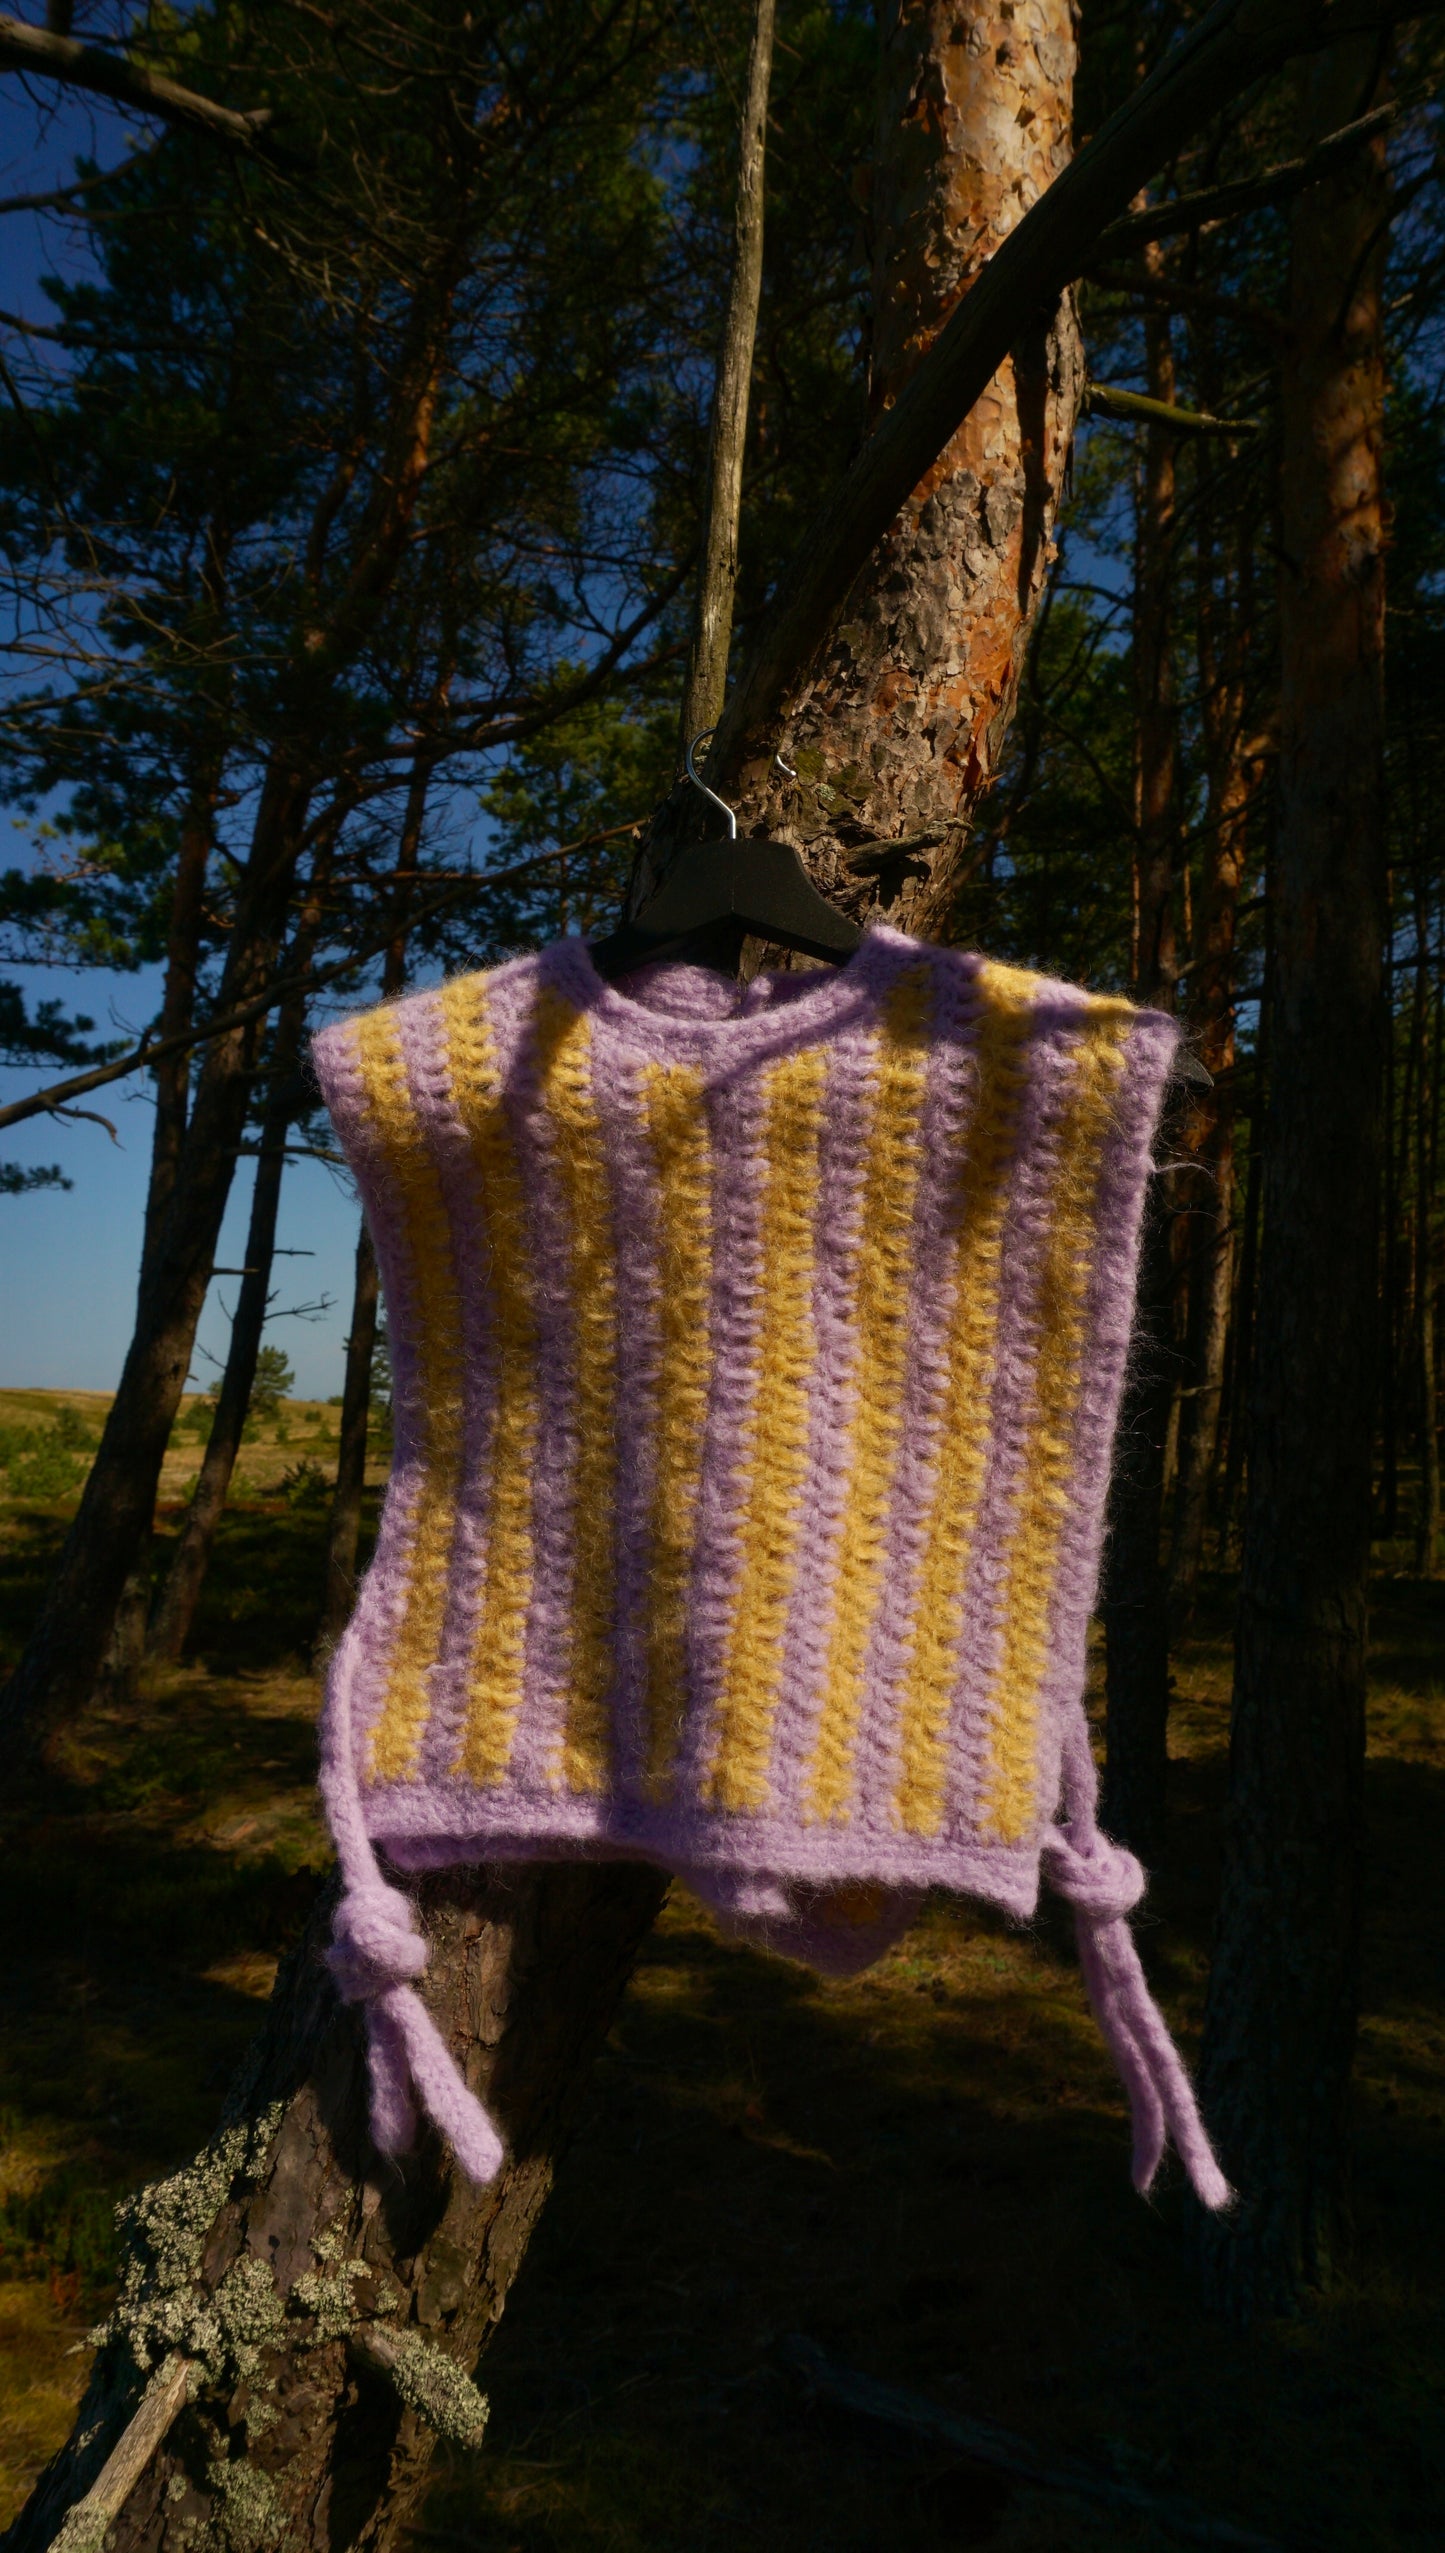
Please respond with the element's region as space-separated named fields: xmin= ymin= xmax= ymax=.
xmin=314 ymin=925 xmax=1230 ymax=2214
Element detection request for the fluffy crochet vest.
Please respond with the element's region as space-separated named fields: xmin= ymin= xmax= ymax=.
xmin=314 ymin=925 xmax=1227 ymax=2209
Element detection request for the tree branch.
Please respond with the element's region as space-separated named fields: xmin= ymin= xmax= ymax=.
xmin=1092 ymin=101 xmax=1400 ymax=254
xmin=1085 ymin=380 xmax=1262 ymax=433
xmin=0 ymin=14 xmax=285 ymax=160
xmin=0 ymin=822 xmax=641 ymax=1136
xmin=1084 ymin=265 xmax=1291 ymax=342
xmin=711 ymin=0 xmax=1439 ymax=774
xmin=0 ymin=154 xmax=140 ymax=216
xmin=48 ymin=2356 xmax=193 ymax=2553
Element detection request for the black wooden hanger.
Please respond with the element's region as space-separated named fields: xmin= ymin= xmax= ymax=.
xmin=589 ymin=731 xmax=863 ymax=982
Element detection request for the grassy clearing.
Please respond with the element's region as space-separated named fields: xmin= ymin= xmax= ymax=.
xmin=0 ymin=1394 xmax=1441 ymax=2548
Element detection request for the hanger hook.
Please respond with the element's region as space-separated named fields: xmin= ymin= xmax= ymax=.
xmin=683 ymin=726 xmax=737 ymax=840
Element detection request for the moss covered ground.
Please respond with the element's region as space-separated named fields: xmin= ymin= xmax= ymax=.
xmin=0 ymin=1392 xmax=1441 ymax=2549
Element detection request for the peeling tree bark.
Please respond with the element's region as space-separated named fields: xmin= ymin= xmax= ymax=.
xmin=728 ymin=0 xmax=1083 ymax=938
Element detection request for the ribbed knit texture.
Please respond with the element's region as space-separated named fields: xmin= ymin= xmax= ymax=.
xmin=314 ymin=925 xmax=1230 ymax=2213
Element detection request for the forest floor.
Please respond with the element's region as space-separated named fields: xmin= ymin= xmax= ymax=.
xmin=0 ymin=1390 xmax=1441 ymax=2552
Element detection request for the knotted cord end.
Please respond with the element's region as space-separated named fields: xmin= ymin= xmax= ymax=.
xmin=328 ymin=1879 xmax=506 ymax=2189
xmin=1042 ymin=1825 xmax=1232 ymax=2214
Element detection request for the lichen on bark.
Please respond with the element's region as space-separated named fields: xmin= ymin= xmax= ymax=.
xmin=89 ymin=2112 xmax=285 ymax=2384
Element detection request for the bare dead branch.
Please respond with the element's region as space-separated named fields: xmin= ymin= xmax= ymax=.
xmin=47 ymin=2355 xmax=193 ymax=2553
xmin=0 ymin=15 xmax=283 ymax=158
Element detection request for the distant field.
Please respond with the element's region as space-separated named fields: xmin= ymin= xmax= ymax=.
xmin=0 ymin=1386 xmax=385 ymax=1517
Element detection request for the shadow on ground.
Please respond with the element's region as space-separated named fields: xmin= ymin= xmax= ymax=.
xmin=0 ymin=1498 xmax=1441 ymax=2551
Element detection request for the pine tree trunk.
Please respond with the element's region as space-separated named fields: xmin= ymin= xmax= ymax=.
xmin=1420 ymin=1246 xmax=1441 ymax=1575
xmin=140 ymin=522 xmax=231 ymax=1293
xmin=321 ymin=761 xmax=428 ymax=1652
xmin=147 ymin=1024 xmax=305 ymax=1665
xmin=0 ymin=756 xmax=313 ymax=1762
xmin=1380 ymin=888 xmax=1401 ymax=1537
xmin=1220 ymin=919 xmax=1276 ymax=1552
xmin=140 ymin=761 xmax=223 ymax=1294
xmin=1100 ymin=274 xmax=1179 ymax=1864
xmin=1409 ymin=863 xmax=1441 ymax=1573
xmin=723 ymin=0 xmax=1083 ymax=931
xmin=1194 ymin=42 xmax=1389 ymax=2319
xmin=321 ymin=1219 xmax=381 ymax=1652
xmin=1169 ymin=494 xmax=1253 ymax=1614
xmin=1100 ymin=1189 xmax=1175 ymax=1863
xmin=148 ymin=837 xmax=336 ymax=1665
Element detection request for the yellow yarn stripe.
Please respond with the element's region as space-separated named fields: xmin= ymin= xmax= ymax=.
xmin=979 ymin=1006 xmax=1133 ymax=1843
xmin=534 ymin=986 xmax=618 ymax=1795
xmin=891 ymin=962 xmax=1043 ymax=1837
xmin=706 ymin=1045 xmax=828 ymax=1814
xmin=442 ymin=975 xmax=540 ymax=1789
xmin=354 ymin=1005 xmax=465 ymax=1786
xmin=640 ymin=1060 xmax=713 ymax=1797
xmin=806 ymin=968 xmax=933 ymax=1824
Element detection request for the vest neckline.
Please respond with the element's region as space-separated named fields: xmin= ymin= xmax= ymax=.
xmin=539 ymin=922 xmax=914 ymax=1064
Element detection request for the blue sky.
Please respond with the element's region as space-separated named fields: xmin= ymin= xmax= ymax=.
xmin=2 ymin=950 xmax=367 ymax=1399
xmin=0 ymin=72 xmax=370 ymax=1400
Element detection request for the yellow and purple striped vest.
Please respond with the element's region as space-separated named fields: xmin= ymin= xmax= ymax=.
xmin=313 ymin=927 xmax=1229 ymax=2210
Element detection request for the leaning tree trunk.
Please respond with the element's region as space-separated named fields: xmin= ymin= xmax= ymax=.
xmin=1194 ymin=40 xmax=1389 ymax=2319
xmin=6 ymin=12 xmax=1085 ymax=2549
xmin=677 ymin=0 xmax=775 ymax=745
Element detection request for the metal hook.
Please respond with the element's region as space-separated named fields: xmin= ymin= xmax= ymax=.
xmin=683 ymin=726 xmax=737 ymax=840
xmin=774 ymin=751 xmax=797 ymax=781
